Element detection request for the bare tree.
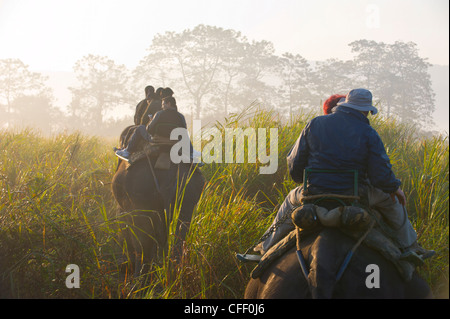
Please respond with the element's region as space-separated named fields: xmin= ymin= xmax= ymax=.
xmin=350 ymin=40 xmax=435 ymax=127
xmin=277 ymin=52 xmax=314 ymax=117
xmin=312 ymin=58 xmax=355 ymax=101
xmin=68 ymin=55 xmax=132 ymax=131
xmin=0 ymin=58 xmax=49 ymax=126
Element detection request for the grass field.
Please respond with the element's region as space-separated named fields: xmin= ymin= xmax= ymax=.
xmin=0 ymin=109 xmax=448 ymax=298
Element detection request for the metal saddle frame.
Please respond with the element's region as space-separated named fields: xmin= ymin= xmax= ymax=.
xmin=296 ymin=168 xmax=375 ymax=283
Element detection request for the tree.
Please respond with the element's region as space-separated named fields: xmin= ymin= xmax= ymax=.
xmin=142 ymin=25 xmax=224 ymax=120
xmin=0 ymin=59 xmax=49 ymax=126
xmin=138 ymin=25 xmax=279 ymax=121
xmin=312 ymin=58 xmax=355 ymax=103
xmin=11 ymin=95 xmax=63 ymax=133
xmin=349 ymin=40 xmax=435 ymax=127
xmin=134 ymin=25 xmax=435 ymax=129
xmin=68 ymin=55 xmax=132 ymax=131
xmin=208 ymin=29 xmax=246 ymax=117
xmin=349 ymin=39 xmax=386 ymax=90
xmin=385 ymin=41 xmax=435 ymax=126
xmin=237 ymin=40 xmax=278 ymax=111
xmin=133 ymin=49 xmax=175 ymax=93
xmin=276 ymin=52 xmax=314 ymax=118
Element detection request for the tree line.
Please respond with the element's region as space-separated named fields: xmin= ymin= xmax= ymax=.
xmin=0 ymin=24 xmax=435 ymax=135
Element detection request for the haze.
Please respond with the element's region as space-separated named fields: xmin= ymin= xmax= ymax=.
xmin=0 ymin=0 xmax=448 ymax=132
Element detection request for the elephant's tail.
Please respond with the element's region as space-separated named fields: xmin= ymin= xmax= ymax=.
xmin=306 ymin=227 xmax=366 ymax=299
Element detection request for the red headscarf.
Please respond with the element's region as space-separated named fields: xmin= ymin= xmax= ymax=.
xmin=323 ymin=94 xmax=345 ymax=115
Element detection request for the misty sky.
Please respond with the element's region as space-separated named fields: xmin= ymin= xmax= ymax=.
xmin=0 ymin=0 xmax=448 ymax=132
xmin=0 ymin=0 xmax=448 ymax=72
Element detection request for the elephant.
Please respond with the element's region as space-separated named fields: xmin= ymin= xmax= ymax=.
xmin=111 ymin=129 xmax=205 ymax=276
xmin=244 ymin=227 xmax=432 ymax=299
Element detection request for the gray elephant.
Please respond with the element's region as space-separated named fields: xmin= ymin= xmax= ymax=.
xmin=245 ymin=227 xmax=432 ymax=299
xmin=112 ymin=129 xmax=205 ymax=276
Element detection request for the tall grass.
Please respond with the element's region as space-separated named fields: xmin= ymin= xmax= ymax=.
xmin=0 ymin=129 xmax=122 ymax=298
xmin=369 ymin=117 xmax=449 ymax=297
xmin=0 ymin=110 xmax=448 ymax=299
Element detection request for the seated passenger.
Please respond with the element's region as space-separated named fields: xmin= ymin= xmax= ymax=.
xmin=134 ymin=85 xmax=155 ymax=125
xmin=243 ymin=89 xmax=434 ymax=264
xmin=116 ymin=96 xmax=187 ymax=158
xmin=139 ymin=87 xmax=164 ymax=126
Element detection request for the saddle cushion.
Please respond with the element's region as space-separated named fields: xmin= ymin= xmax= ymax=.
xmin=250 ymin=230 xmax=297 ymax=279
xmin=126 ymin=138 xmax=177 ymax=169
xmin=342 ymin=227 xmax=415 ymax=281
xmin=250 ymin=224 xmax=415 ymax=281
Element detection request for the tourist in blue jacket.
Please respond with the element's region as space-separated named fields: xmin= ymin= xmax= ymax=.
xmin=248 ymin=89 xmax=434 ymax=264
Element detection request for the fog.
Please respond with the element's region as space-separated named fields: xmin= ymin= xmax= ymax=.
xmin=1 ymin=1 xmax=448 ymax=137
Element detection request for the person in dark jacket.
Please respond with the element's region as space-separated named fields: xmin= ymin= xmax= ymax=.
xmin=147 ymin=96 xmax=186 ymax=138
xmin=116 ymin=96 xmax=204 ymax=167
xmin=250 ymin=89 xmax=433 ymax=263
xmin=137 ymin=87 xmax=175 ymax=126
xmin=116 ymin=96 xmax=186 ymax=159
xmin=288 ymin=90 xmax=398 ymax=195
xmin=138 ymin=87 xmax=164 ymax=126
xmin=134 ymin=85 xmax=155 ymax=125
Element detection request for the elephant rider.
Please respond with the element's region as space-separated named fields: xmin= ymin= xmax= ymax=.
xmin=134 ymin=85 xmax=155 ymax=125
xmin=116 ymin=96 xmax=201 ymax=166
xmin=116 ymin=96 xmax=186 ymax=159
xmin=246 ymin=89 xmax=435 ymax=263
xmin=322 ymin=94 xmax=346 ymax=115
xmin=138 ymin=87 xmax=164 ymax=126
xmin=138 ymin=87 xmax=175 ymax=126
